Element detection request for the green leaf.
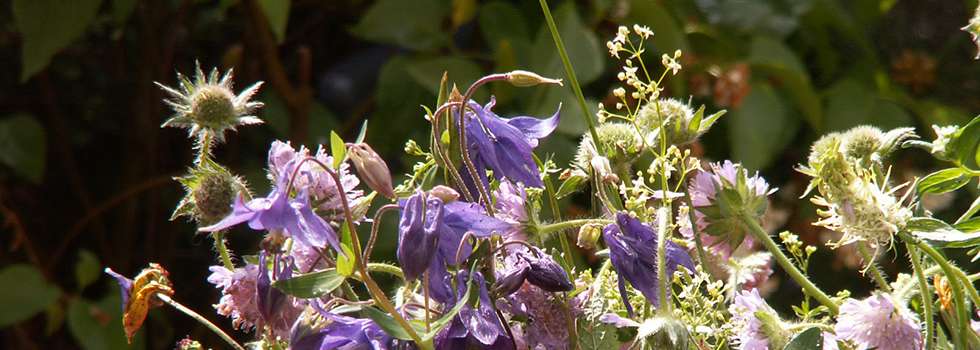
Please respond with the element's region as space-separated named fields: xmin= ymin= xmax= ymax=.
xmin=747 ymin=36 xmax=822 ymax=129
xmin=330 ymin=130 xmax=346 ymax=169
xmin=0 ymin=264 xmax=61 ymax=326
xmin=68 ymin=291 xmax=144 ymax=350
xmin=350 ymin=0 xmax=449 ymax=50
xmin=783 ymin=326 xmax=824 ymax=350
xmin=0 ymin=114 xmax=46 ymax=183
xmin=355 ymin=120 xmax=369 ymax=144
xmin=626 ymin=0 xmax=690 ymax=53
xmin=728 ymin=82 xmax=799 ymax=170
xmin=479 ymin=1 xmax=532 ymax=62
xmin=257 ymin=0 xmax=290 ymax=43
xmin=13 ymin=0 xmax=101 ymax=81
xmin=362 ymin=306 xmax=415 ymax=340
xmin=694 ymin=0 xmax=813 ymax=37
xmin=272 ymin=269 xmax=345 ymax=298
xmin=954 ymin=217 xmax=980 ymax=233
xmin=917 ymin=168 xmax=971 ymax=194
xmin=556 ymin=172 xmax=588 ymax=199
xmin=908 ymin=217 xmax=980 ymax=248
xmin=336 ymin=223 xmax=355 ymax=276
xmin=74 ymin=250 xmax=100 ymax=291
xmin=950 ymin=115 xmax=980 ymax=171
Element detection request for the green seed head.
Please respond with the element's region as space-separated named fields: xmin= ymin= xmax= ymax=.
xmin=190 ymin=85 xmax=237 ymax=128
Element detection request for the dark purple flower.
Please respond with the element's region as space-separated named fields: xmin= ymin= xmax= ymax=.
xmin=435 ymin=272 xmax=513 ymax=350
xmin=459 ymin=97 xmax=559 ymax=196
xmin=200 ymin=163 xmax=341 ymax=254
xmin=525 ymin=251 xmax=574 ymax=293
xmin=256 ymin=252 xmax=289 ymax=325
xmin=603 ymin=212 xmax=694 ymax=315
xmin=290 ymin=307 xmax=392 ymax=350
xmin=397 ymin=191 xmax=443 ymax=281
xmin=494 ymin=265 xmax=530 ymax=296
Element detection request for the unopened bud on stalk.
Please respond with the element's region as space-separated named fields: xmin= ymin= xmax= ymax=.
xmin=577 ymin=223 xmax=603 ymax=250
xmin=506 ymin=70 xmax=563 ymax=87
xmin=348 ymin=143 xmax=395 ymax=199
xmin=429 ymin=185 xmax=460 ymax=203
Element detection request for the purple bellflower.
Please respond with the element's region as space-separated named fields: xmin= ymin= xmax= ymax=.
xmin=603 ymin=212 xmax=694 ymax=315
xmin=435 ymin=271 xmax=514 ymax=350
xmin=496 ymin=246 xmax=573 ymax=294
xmin=290 ymin=305 xmax=392 ymax=350
xmin=459 ymin=97 xmax=559 ymax=196
xmin=397 ymin=191 xmax=443 ymax=281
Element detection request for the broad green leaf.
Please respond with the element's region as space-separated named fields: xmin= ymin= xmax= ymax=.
xmin=950 ymin=115 xmax=980 ymax=171
xmin=908 ymin=217 xmax=980 ymax=248
xmin=272 ymin=269 xmax=344 ymax=298
xmin=783 ymin=326 xmax=823 ymax=350
xmin=258 ymin=0 xmax=290 ymax=43
xmin=330 ymin=131 xmax=346 ymax=169
xmin=350 ymin=0 xmax=448 ymax=50
xmin=917 ymin=168 xmax=971 ymax=194
xmin=13 ymin=0 xmax=101 ymax=81
xmin=728 ymin=82 xmax=798 ymax=170
xmin=0 ymin=264 xmax=61 ymax=326
xmin=748 ymin=36 xmax=822 ymax=129
xmin=373 ymin=57 xmax=431 ymax=155
xmin=954 ymin=217 xmax=980 ymax=233
xmin=0 ymin=114 xmax=46 ymax=183
xmin=75 ymin=250 xmax=100 ymax=291
xmin=68 ymin=292 xmax=144 ymax=350
xmin=694 ymin=0 xmax=813 ymax=37
xmin=479 ymin=1 xmax=531 ymax=58
xmin=627 ymin=0 xmax=690 ymax=54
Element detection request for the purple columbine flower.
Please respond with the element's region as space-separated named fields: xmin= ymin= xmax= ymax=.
xmin=397 ymin=191 xmax=443 ymax=281
xmin=729 ymin=288 xmax=780 ymax=350
xmin=835 ymin=293 xmax=922 ymax=350
xmin=603 ymin=212 xmax=694 ymax=314
xmin=435 ymin=271 xmax=514 ymax=350
xmin=496 ymin=246 xmax=573 ymax=293
xmin=200 ymin=160 xmax=341 ymax=254
xmin=459 ymin=97 xmax=559 ymax=196
xmin=267 ymin=141 xmax=363 ymax=220
xmin=290 ymin=306 xmax=392 ymax=350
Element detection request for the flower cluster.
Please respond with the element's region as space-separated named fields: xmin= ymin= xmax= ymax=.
xmin=103 ymin=21 xmax=980 ymax=350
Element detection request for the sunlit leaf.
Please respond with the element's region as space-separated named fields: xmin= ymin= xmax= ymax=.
xmin=272 ymin=269 xmax=345 ymax=299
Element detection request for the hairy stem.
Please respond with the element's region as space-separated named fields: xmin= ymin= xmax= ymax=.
xmin=212 ymin=231 xmax=234 ymax=270
xmin=536 ymin=219 xmax=613 ymax=236
xmin=741 ymin=213 xmax=839 ymax=314
xmin=156 ymin=293 xmax=245 ymax=350
xmin=900 ymin=231 xmax=968 ymax=349
xmin=857 ymin=241 xmax=891 ymax=292
xmin=907 ymin=242 xmax=934 ymax=350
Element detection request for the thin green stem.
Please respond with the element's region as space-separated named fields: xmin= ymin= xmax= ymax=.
xmin=682 ymin=186 xmax=710 ymax=269
xmin=857 ymin=242 xmax=891 ymax=292
xmin=907 ymin=242 xmax=934 ymax=350
xmin=366 ymin=263 xmax=404 ymax=280
xmin=212 ymin=231 xmax=234 ymax=270
xmin=535 ymin=153 xmax=574 ymax=270
xmin=741 ymin=213 xmax=838 ymax=314
xmin=538 ymin=0 xmax=602 ymax=154
xmin=536 ymin=219 xmax=613 ymax=236
xmin=156 ymin=293 xmax=245 ymax=350
xmin=655 ymin=207 xmax=670 ymax=314
xmin=900 ymin=231 xmax=967 ymax=349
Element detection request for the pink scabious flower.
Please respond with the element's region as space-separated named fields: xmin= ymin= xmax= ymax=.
xmin=267 ymin=140 xmax=363 ymax=221
xmin=494 ymin=180 xmax=529 ymax=242
xmin=834 ymin=293 xmax=922 ymax=350
xmin=207 ymin=263 xmax=302 ymax=339
xmin=684 ymin=160 xmax=773 ymax=259
xmin=500 ymin=283 xmax=576 ymax=350
xmin=729 ymin=288 xmax=779 ymax=350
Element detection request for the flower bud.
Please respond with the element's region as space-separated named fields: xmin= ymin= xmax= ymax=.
xmin=639 ymin=316 xmax=690 ymax=350
xmin=524 ymin=252 xmax=574 ymax=292
xmin=576 ymin=223 xmax=602 ymax=250
xmin=428 ymin=185 xmax=460 ymax=203
xmin=347 ymin=143 xmax=395 ymax=199
xmin=493 ymin=265 xmax=529 ymax=296
xmin=176 ymin=337 xmax=203 ymax=350
xmin=192 ymin=170 xmax=236 ymax=224
xmin=506 ymin=70 xmax=563 ymax=87
xmin=404 ymin=139 xmax=425 ymax=156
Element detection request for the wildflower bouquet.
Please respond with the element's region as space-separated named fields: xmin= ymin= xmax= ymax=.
xmin=105 ymin=4 xmax=980 ymax=350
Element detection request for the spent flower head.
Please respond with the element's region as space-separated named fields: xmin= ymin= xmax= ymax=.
xmin=157 ymin=62 xmax=264 ymax=148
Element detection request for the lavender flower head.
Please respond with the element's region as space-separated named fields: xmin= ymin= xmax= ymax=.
xmin=494 ymin=180 xmax=530 ymax=241
xmin=685 ymin=160 xmax=773 ymax=258
xmin=835 ymin=293 xmax=922 ymax=350
xmin=728 ymin=288 xmax=782 ymax=350
xmin=267 ymin=140 xmax=363 ymax=220
xmin=459 ymin=97 xmax=559 ymax=196
xmin=206 ymin=260 xmax=302 ymax=339
xmin=603 ymin=212 xmax=694 ymax=314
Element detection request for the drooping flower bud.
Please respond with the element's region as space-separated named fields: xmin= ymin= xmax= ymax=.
xmin=576 ymin=223 xmax=603 ymax=250
xmin=347 ymin=143 xmax=395 ymax=199
xmin=493 ymin=265 xmax=529 ymax=296
xmin=506 ymin=70 xmax=563 ymax=87
xmin=525 ymin=252 xmax=574 ymax=292
xmin=397 ymin=191 xmax=442 ymax=281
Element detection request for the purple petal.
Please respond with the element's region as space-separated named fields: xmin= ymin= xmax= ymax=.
xmin=295 ymin=190 xmax=340 ymax=253
xmin=198 ymin=195 xmax=257 ymax=232
xmin=502 ymin=103 xmax=561 ymax=147
xmin=103 ymin=268 xmax=133 ymax=311
xmin=599 ymin=313 xmax=640 ymax=328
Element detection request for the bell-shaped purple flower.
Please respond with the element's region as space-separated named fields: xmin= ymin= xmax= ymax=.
xmin=397 ymin=191 xmax=443 ymax=281
xmin=459 ymin=97 xmax=559 ymax=196
xmin=200 ymin=162 xmax=341 ymax=254
xmin=290 ymin=305 xmax=392 ymax=350
xmin=493 ymin=265 xmax=530 ymax=296
xmin=525 ymin=252 xmax=574 ymax=292
xmin=256 ymin=252 xmax=291 ymax=326
xmin=603 ymin=212 xmax=694 ymax=315
xmin=435 ymin=272 xmax=514 ymax=349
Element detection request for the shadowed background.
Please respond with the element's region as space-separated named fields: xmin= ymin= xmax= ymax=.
xmin=1 ymin=0 xmax=978 ymax=348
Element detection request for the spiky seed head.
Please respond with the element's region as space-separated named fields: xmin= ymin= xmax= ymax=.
xmin=192 ymin=170 xmax=236 ymax=223
xmin=841 ymin=126 xmax=883 ymax=161
xmin=574 ymin=122 xmax=643 ymax=171
xmin=190 ymin=85 xmax=237 ymax=128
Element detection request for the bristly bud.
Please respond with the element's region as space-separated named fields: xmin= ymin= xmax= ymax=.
xmin=347 ymin=143 xmax=395 ymax=199
xmin=638 ymin=316 xmax=691 ymax=350
xmin=156 ymin=62 xmax=264 ymax=146
xmin=635 ymin=98 xmax=724 ymax=146
xmin=505 ymin=70 xmax=563 ymax=87
xmin=838 ymin=126 xmax=917 ymax=165
xmin=575 ymin=123 xmax=644 ymax=172
xmin=172 ymin=159 xmax=250 ymax=226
